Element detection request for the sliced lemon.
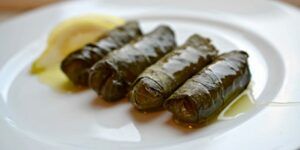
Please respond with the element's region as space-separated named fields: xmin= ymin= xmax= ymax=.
xmin=31 ymin=14 xmax=125 ymax=74
xmin=37 ymin=64 xmax=85 ymax=92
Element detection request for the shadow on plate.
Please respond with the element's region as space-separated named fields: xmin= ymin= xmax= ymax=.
xmin=128 ymin=107 xmax=166 ymax=123
xmin=90 ymin=97 xmax=129 ymax=109
xmin=165 ymin=118 xmax=202 ymax=134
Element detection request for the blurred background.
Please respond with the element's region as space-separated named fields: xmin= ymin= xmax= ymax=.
xmin=0 ymin=0 xmax=59 ymax=21
xmin=0 ymin=0 xmax=299 ymax=22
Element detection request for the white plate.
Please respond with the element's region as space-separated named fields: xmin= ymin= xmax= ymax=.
xmin=1 ymin=0 xmax=300 ymax=150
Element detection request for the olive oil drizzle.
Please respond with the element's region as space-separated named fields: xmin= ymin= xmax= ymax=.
xmin=218 ymin=90 xmax=255 ymax=120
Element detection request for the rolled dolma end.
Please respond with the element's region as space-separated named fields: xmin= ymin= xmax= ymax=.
xmin=61 ymin=44 xmax=101 ymax=86
xmin=100 ymin=73 xmax=128 ymax=101
xmin=89 ymin=61 xmax=114 ymax=95
xmin=165 ymin=95 xmax=199 ymax=123
xmin=89 ymin=25 xmax=176 ymax=101
xmin=130 ymin=77 xmax=165 ymax=110
xmin=61 ymin=21 xmax=142 ymax=86
xmin=164 ymin=50 xmax=251 ymax=124
xmin=89 ymin=61 xmax=128 ymax=101
xmin=129 ymin=34 xmax=218 ymax=110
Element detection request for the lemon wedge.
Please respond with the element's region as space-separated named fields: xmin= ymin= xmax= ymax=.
xmin=31 ymin=14 xmax=124 ymax=74
xmin=37 ymin=64 xmax=85 ymax=92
